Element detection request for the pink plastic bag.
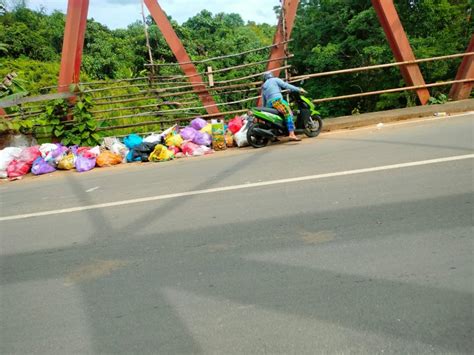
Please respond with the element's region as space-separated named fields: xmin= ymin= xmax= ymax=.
xmin=181 ymin=142 xmax=201 ymax=156
xmin=7 ymin=160 xmax=32 ymax=178
xmin=228 ymin=116 xmax=243 ymax=134
xmin=18 ymin=146 xmax=41 ymax=164
xmin=168 ymin=146 xmax=181 ymax=155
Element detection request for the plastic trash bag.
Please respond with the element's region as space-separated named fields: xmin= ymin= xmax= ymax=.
xmin=165 ymin=133 xmax=184 ymax=148
xmin=228 ymin=116 xmax=243 ymax=134
xmin=192 ymin=131 xmax=212 ymax=146
xmin=180 ymin=126 xmax=197 ymax=141
xmin=168 ymin=146 xmax=181 ymax=155
xmin=225 ymin=130 xmax=234 ymax=147
xmin=88 ymin=146 xmax=101 ymax=157
xmin=200 ymin=123 xmax=212 ymax=135
xmin=96 ymin=151 xmax=122 ymax=167
xmin=76 ymin=147 xmax=96 ymax=159
xmin=127 ymin=142 xmax=156 ymax=162
xmin=181 ymin=142 xmax=200 ymax=156
xmin=190 ymin=117 xmax=207 ymax=130
xmin=51 ymin=144 xmax=69 ymax=165
xmin=7 ymin=160 xmax=31 ymax=179
xmin=104 ymin=138 xmax=129 ymax=163
xmin=148 ymin=144 xmax=174 ymax=162
xmin=182 ymin=142 xmax=212 ymax=156
xmin=0 ymin=147 xmax=23 ymax=178
xmin=57 ymin=153 xmax=76 ymax=170
xmin=18 ymin=146 xmax=41 ymax=164
xmin=143 ymin=133 xmax=163 ymax=144
xmin=124 ymin=134 xmax=143 ymax=149
xmin=31 ymin=157 xmax=56 ymax=175
xmin=75 ymin=155 xmax=96 ymax=172
xmin=39 ymin=143 xmax=58 ymax=162
xmin=234 ymin=118 xmax=251 ymax=147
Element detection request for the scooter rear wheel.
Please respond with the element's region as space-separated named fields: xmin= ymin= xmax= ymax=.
xmin=304 ymin=115 xmax=323 ymax=137
xmin=247 ymin=122 xmax=270 ymax=148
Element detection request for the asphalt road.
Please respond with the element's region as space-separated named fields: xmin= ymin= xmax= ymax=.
xmin=1 ymin=113 xmax=473 ymax=354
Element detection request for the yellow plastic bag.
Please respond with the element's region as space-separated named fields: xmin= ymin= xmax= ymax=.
xmin=96 ymin=151 xmax=122 ymax=167
xmin=57 ymin=153 xmax=75 ymax=170
xmin=165 ymin=134 xmax=184 ymax=148
xmin=149 ymin=144 xmax=174 ymax=162
xmin=200 ymin=124 xmax=212 ymax=135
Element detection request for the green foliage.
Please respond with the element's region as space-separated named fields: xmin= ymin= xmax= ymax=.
xmin=42 ymin=93 xmax=102 ymax=146
xmin=428 ymin=93 xmax=448 ymax=105
xmin=290 ymin=0 xmax=472 ymax=117
xmin=0 ymin=0 xmax=471 ymax=127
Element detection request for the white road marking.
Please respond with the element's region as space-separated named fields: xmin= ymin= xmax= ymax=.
xmin=1 ymin=154 xmax=473 ymax=222
xmin=85 ymin=186 xmax=100 ymax=193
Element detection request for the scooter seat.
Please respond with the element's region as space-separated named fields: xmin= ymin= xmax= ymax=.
xmin=255 ymin=107 xmax=281 ymax=116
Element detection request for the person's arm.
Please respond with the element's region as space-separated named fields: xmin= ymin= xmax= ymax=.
xmin=276 ymin=78 xmax=302 ymax=93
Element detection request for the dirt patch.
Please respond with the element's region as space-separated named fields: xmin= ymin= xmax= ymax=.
xmin=64 ymin=259 xmax=128 ymax=286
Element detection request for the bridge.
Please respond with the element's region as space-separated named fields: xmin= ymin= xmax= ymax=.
xmin=0 ymin=0 xmax=472 ymax=139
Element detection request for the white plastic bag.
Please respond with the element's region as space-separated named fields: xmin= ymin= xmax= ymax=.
xmin=234 ymin=118 xmax=251 ymax=148
xmin=143 ymin=133 xmax=163 ymax=144
xmin=0 ymin=147 xmax=23 ymax=178
xmin=39 ymin=143 xmax=58 ymax=162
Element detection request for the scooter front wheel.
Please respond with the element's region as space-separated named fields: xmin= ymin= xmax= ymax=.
xmin=304 ymin=115 xmax=323 ymax=138
xmin=247 ymin=122 xmax=270 ymax=148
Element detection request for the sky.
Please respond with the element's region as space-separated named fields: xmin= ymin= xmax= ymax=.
xmin=26 ymin=0 xmax=280 ymax=29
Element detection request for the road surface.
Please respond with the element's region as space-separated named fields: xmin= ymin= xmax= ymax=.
xmin=1 ymin=113 xmax=473 ymax=353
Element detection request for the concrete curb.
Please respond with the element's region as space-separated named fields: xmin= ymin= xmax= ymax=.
xmin=322 ymin=99 xmax=474 ymax=132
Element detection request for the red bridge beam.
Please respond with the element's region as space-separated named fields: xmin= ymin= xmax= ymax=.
xmin=372 ymin=0 xmax=430 ymax=105
xmin=449 ymin=35 xmax=474 ymax=101
xmin=144 ymin=0 xmax=219 ymax=115
xmin=258 ymin=0 xmax=299 ymax=106
xmin=58 ymin=0 xmax=89 ymax=93
xmin=265 ymin=0 xmax=299 ymax=77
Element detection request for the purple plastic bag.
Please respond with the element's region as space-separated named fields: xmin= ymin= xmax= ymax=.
xmin=31 ymin=157 xmax=56 ymax=175
xmin=180 ymin=126 xmax=197 ymax=141
xmin=75 ymin=155 xmax=96 ymax=172
xmin=192 ymin=131 xmax=212 ymax=146
xmin=190 ymin=117 xmax=207 ymax=131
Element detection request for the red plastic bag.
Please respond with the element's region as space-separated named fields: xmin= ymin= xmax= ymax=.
xmin=228 ymin=116 xmax=243 ymax=135
xmin=18 ymin=146 xmax=41 ymax=164
xmin=7 ymin=160 xmax=32 ymax=179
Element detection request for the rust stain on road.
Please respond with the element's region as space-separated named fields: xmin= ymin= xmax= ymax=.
xmin=64 ymin=259 xmax=128 ymax=286
xmin=300 ymin=230 xmax=335 ymax=245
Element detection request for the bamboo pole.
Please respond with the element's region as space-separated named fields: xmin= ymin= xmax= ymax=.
xmin=95 ymin=95 xmax=261 ymax=122
xmin=312 ymin=78 xmax=474 ymax=103
xmin=145 ymin=40 xmax=293 ymax=66
xmin=96 ymin=109 xmax=248 ymax=132
xmin=291 ymin=52 xmax=474 ymax=82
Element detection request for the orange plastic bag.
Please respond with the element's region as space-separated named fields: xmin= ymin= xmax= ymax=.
xmin=96 ymin=151 xmax=122 ymax=167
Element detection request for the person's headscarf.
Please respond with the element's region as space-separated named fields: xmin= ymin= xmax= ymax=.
xmin=263 ymin=71 xmax=274 ymax=81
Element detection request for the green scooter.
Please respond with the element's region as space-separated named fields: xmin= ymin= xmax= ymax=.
xmin=246 ymin=91 xmax=323 ymax=148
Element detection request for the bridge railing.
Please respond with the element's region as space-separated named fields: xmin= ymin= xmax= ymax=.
xmin=1 ymin=50 xmax=472 ymax=140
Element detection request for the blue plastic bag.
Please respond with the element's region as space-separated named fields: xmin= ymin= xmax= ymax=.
xmin=123 ymin=134 xmax=143 ymax=149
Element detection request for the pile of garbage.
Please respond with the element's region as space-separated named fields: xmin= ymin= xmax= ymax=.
xmin=0 ymin=116 xmax=252 ymax=181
